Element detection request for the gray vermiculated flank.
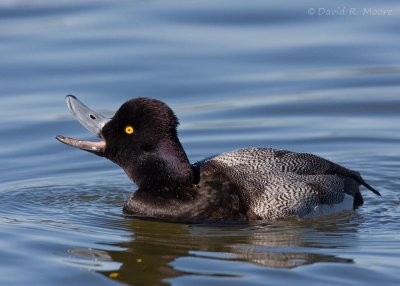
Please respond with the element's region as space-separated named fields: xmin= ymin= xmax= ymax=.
xmin=205 ymin=147 xmax=357 ymax=220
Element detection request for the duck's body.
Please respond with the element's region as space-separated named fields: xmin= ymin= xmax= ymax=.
xmin=124 ymin=147 xmax=375 ymax=222
xmin=57 ymin=96 xmax=380 ymax=222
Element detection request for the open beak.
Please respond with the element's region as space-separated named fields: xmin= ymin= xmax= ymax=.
xmin=56 ymin=95 xmax=110 ymax=155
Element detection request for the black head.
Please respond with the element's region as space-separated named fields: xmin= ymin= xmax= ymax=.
xmin=102 ymin=97 xmax=179 ymax=159
xmin=57 ymin=96 xmax=193 ymax=190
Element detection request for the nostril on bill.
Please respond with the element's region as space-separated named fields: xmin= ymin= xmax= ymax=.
xmin=90 ymin=114 xmax=96 ymax=120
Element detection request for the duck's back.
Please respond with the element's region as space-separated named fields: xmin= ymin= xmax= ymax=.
xmin=198 ymin=148 xmax=367 ymax=220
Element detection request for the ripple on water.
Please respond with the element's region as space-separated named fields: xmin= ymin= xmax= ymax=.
xmin=0 ymin=181 xmax=132 ymax=231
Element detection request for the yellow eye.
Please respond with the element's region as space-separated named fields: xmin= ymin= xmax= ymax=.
xmin=125 ymin=125 xmax=134 ymax=135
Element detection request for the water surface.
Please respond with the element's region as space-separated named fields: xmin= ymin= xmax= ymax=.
xmin=0 ymin=0 xmax=400 ymax=285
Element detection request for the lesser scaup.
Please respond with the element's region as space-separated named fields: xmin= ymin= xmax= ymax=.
xmin=57 ymin=95 xmax=380 ymax=222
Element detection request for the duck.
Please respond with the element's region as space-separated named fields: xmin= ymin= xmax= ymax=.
xmin=56 ymin=95 xmax=380 ymax=222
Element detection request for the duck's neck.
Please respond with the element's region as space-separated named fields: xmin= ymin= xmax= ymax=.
xmin=125 ymin=137 xmax=194 ymax=191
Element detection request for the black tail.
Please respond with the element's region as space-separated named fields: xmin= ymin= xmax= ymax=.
xmin=335 ymin=166 xmax=381 ymax=197
xmin=360 ymin=179 xmax=381 ymax=196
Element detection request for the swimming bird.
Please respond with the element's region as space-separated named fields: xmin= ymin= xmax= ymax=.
xmin=56 ymin=95 xmax=380 ymax=222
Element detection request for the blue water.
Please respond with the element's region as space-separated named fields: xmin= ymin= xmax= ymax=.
xmin=0 ymin=0 xmax=400 ymax=285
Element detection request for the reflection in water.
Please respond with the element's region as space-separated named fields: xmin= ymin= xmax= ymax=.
xmin=227 ymin=217 xmax=357 ymax=268
xmin=100 ymin=220 xmax=189 ymax=285
xmin=96 ymin=215 xmax=359 ymax=285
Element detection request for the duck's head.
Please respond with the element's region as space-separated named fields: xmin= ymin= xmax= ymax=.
xmin=57 ymin=95 xmax=193 ymax=189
